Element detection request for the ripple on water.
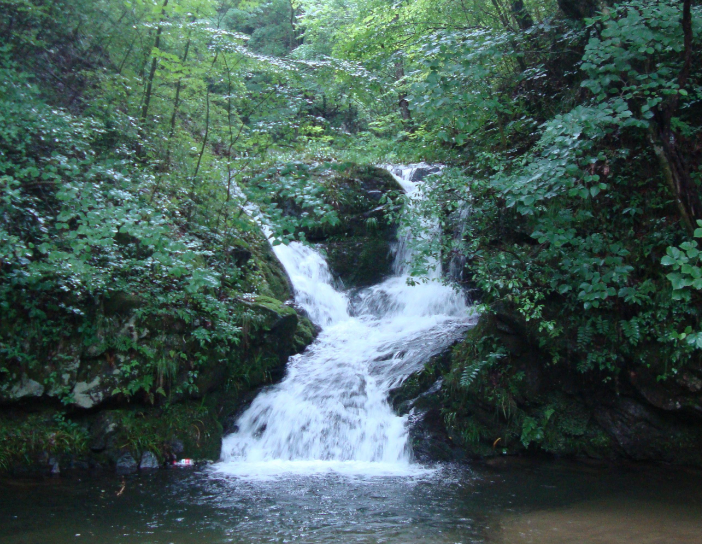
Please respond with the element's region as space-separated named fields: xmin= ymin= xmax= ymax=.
xmin=2 ymin=462 xmax=702 ymax=544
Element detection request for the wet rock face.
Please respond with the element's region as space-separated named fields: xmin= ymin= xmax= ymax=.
xmin=390 ymin=352 xmax=466 ymax=463
xmin=0 ymin=219 xmax=315 ymax=474
xmin=593 ymin=398 xmax=667 ymax=460
xmin=278 ymin=163 xmax=404 ymax=289
xmin=592 ymin=396 xmax=702 ymax=464
xmin=627 ymin=364 xmax=702 ymax=416
xmin=423 ymin=312 xmax=702 ymax=466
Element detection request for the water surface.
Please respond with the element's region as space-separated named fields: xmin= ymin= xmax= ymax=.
xmin=2 ymin=460 xmax=701 ymax=543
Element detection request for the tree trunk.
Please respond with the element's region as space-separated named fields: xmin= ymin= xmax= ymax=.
xmin=169 ymin=34 xmax=192 ymax=138
xmin=511 ymin=0 xmax=533 ymax=30
xmin=490 ymin=0 xmax=513 ymax=30
xmin=187 ymin=86 xmax=210 ymax=223
xmin=395 ymin=60 xmax=412 ymax=122
xmin=140 ymin=0 xmax=169 ymax=126
xmin=649 ymin=0 xmax=701 ymax=234
xmin=649 ymin=126 xmax=699 ymax=234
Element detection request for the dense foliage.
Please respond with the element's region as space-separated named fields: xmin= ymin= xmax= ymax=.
xmin=410 ymin=1 xmax=702 ymax=373
xmin=279 ymin=0 xmax=702 ymax=454
xmin=1 ymin=0 xmax=701 ymax=465
xmin=0 ymin=0 xmax=341 ymax=440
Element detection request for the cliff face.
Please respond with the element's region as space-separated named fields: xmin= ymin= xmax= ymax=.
xmin=267 ymin=162 xmax=405 ymax=289
xmin=393 ymin=309 xmax=702 ymax=467
xmin=0 ymin=226 xmax=315 ymax=474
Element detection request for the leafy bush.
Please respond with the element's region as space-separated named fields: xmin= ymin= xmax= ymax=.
xmin=407 ymin=0 xmax=702 ymax=382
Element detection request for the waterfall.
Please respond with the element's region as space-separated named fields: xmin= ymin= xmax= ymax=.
xmin=215 ymin=165 xmax=475 ymax=478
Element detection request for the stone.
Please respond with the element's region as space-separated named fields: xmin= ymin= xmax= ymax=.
xmin=3 ymin=374 xmax=45 ymax=401
xmin=72 ymin=376 xmax=104 ymax=409
xmin=139 ymin=451 xmax=160 ymax=470
xmin=115 ymin=453 xmax=138 ymax=473
xmin=49 ymin=457 xmax=60 ymax=475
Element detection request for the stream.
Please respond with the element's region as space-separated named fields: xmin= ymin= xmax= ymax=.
xmin=2 ymin=461 xmax=702 ymax=543
xmin=2 ymin=165 xmax=701 ymax=543
xmin=218 ymin=164 xmax=473 ymax=478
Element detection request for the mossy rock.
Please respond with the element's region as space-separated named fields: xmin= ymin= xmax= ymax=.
xmin=324 ymin=236 xmax=395 ymax=288
xmin=265 ymin=162 xmax=403 ymax=288
xmin=437 ymin=311 xmax=702 ymax=465
xmin=316 ymin=165 xmax=402 ymax=287
xmin=305 ymin=164 xmax=402 ymax=240
xmin=232 ymin=222 xmax=293 ymax=301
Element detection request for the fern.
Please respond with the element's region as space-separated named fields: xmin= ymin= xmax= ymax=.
xmin=620 ymin=319 xmax=641 ymax=345
xmin=577 ymin=323 xmax=593 ymax=351
xmin=460 ymin=351 xmax=505 ymax=388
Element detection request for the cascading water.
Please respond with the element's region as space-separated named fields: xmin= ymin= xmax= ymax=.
xmin=216 ymin=164 xmax=475 ymax=478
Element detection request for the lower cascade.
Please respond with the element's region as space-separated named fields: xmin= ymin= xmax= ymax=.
xmin=216 ymin=165 xmax=475 ymax=477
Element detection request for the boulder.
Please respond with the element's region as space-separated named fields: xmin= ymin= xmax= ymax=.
xmin=115 ymin=453 xmax=137 ymax=474
xmin=1 ymin=374 xmax=44 ymax=402
xmin=72 ymin=376 xmax=105 ymax=409
xmin=139 ymin=451 xmax=160 ymax=470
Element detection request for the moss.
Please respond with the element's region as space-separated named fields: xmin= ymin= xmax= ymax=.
xmin=0 ymin=412 xmax=89 ymax=471
xmin=0 ymin=403 xmax=224 ymax=472
xmin=324 ymin=236 xmax=395 ymax=287
xmin=253 ymin=243 xmax=293 ymax=301
xmin=250 ymin=296 xmax=297 ymax=317
xmin=106 ymin=401 xmax=223 ymax=463
xmin=0 ymin=274 xmax=316 ymax=472
xmin=293 ymin=316 xmax=316 ymax=352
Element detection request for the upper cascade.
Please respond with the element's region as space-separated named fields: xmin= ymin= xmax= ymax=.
xmin=216 ymin=164 xmax=475 ymax=478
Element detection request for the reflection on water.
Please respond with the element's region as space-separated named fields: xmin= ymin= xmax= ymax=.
xmin=1 ymin=460 xmax=701 ymax=544
xmin=498 ymin=499 xmax=702 ymax=544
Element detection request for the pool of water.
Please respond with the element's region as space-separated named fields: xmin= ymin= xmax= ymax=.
xmin=2 ymin=459 xmax=701 ymax=544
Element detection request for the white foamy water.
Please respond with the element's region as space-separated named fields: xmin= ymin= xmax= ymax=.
xmin=215 ymin=165 xmax=475 ymax=479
